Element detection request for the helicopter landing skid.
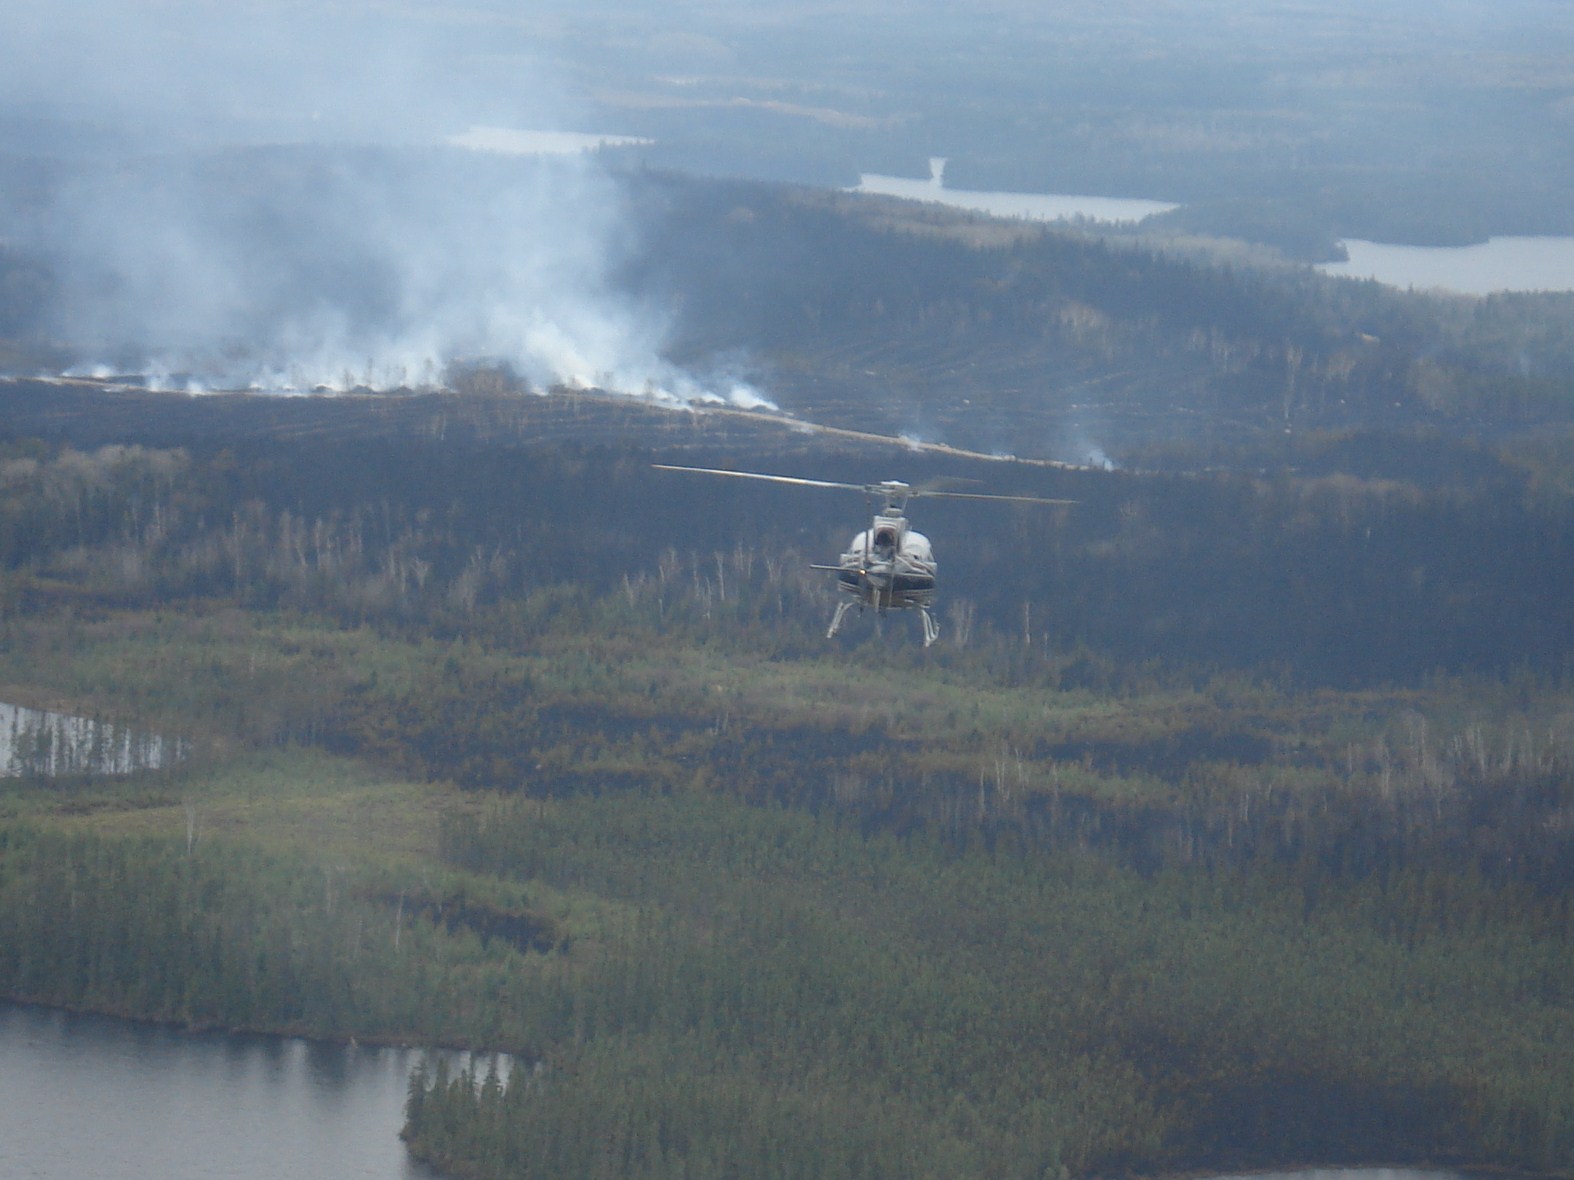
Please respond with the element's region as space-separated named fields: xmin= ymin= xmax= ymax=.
xmin=826 ymin=600 xmax=940 ymax=647
xmin=827 ymin=600 xmax=855 ymax=638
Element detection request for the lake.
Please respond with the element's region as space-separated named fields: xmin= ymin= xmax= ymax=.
xmin=853 ymin=157 xmax=1178 ymax=224
xmin=0 ymin=1002 xmax=445 ymax=1179
xmin=0 ymin=1001 xmax=1486 ymax=1180
xmin=853 ymin=159 xmax=1573 ymax=294
xmin=448 ymin=126 xmax=653 ymax=155
xmin=1318 ymin=236 xmax=1574 ymax=295
xmin=0 ymin=701 xmax=181 ymax=777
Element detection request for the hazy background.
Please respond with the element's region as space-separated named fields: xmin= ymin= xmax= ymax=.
xmin=1 ymin=0 xmax=1571 ymax=393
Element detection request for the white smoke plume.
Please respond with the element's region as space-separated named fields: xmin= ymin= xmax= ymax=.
xmin=0 ymin=1 xmax=773 ymax=409
xmin=1057 ymin=420 xmax=1117 ymax=470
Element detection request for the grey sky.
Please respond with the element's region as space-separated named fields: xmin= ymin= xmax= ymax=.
xmin=0 ymin=0 xmax=577 ymax=151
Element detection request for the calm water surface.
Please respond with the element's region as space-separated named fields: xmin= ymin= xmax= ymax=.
xmin=0 ymin=701 xmax=181 ymax=777
xmin=853 ymin=158 xmax=1177 ymax=224
xmin=854 ymin=159 xmax=1571 ymax=294
xmin=0 ymin=1003 xmax=443 ymax=1179
xmin=448 ymin=125 xmax=652 ymax=154
xmin=1319 ymin=236 xmax=1574 ymax=294
xmin=0 ymin=1004 xmax=1485 ymax=1180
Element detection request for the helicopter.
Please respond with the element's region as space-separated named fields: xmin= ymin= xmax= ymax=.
xmin=653 ymin=464 xmax=1072 ymax=646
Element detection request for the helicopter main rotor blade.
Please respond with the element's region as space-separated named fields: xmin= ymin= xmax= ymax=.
xmin=911 ymin=490 xmax=1077 ymax=505
xmin=651 ymin=465 xmax=868 ymax=493
xmin=909 ymin=476 xmax=981 ymax=494
xmin=654 ymin=464 xmax=1076 ymax=505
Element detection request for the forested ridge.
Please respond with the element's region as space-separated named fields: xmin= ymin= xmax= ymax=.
xmin=623 ymin=174 xmax=1574 ymax=456
xmin=7 ymin=160 xmax=1574 ymax=461
xmin=0 ymin=384 xmax=1570 ymax=1177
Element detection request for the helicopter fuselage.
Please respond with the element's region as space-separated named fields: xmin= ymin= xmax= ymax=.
xmin=834 ymin=509 xmax=937 ymax=612
xmin=820 ymin=506 xmax=942 ymax=644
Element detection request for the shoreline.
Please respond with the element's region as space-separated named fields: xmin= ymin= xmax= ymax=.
xmin=6 ymin=996 xmax=1568 ymax=1180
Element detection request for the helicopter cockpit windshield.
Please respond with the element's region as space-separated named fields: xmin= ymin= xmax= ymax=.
xmin=870 ymin=509 xmax=905 ymax=559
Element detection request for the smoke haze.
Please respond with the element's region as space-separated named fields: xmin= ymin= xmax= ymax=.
xmin=0 ymin=1 xmax=770 ymax=407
